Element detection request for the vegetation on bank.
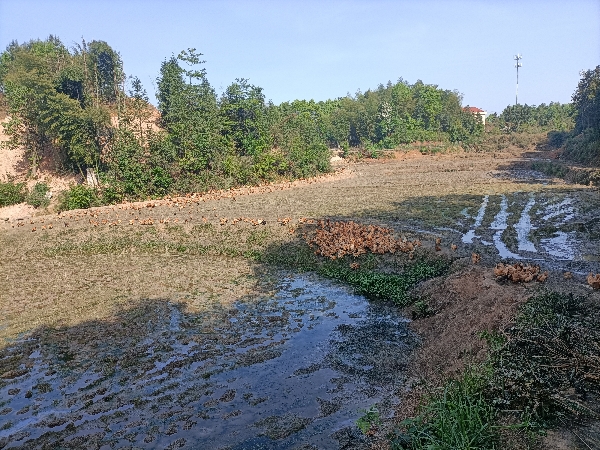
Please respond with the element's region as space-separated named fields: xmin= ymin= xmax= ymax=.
xmin=0 ymin=35 xmax=486 ymax=208
xmin=388 ymin=290 xmax=600 ymax=449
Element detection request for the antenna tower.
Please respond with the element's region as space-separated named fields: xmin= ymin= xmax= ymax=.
xmin=514 ymin=54 xmax=523 ymax=105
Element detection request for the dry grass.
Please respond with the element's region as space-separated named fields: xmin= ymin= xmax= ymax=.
xmin=1 ymin=150 xmax=596 ymax=345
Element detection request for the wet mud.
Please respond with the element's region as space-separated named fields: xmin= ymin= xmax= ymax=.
xmin=457 ymin=189 xmax=600 ymax=274
xmin=0 ymin=276 xmax=415 ymax=449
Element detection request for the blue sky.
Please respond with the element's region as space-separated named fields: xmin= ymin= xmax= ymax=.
xmin=1 ymin=0 xmax=598 ymax=113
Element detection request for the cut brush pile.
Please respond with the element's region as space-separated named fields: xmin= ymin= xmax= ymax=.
xmin=306 ymin=220 xmax=421 ymax=260
xmin=493 ymin=262 xmax=548 ymax=283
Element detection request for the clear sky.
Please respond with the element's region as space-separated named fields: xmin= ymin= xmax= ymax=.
xmin=1 ymin=0 xmax=598 ymax=113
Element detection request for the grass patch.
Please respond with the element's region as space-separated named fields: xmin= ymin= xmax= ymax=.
xmin=392 ymin=367 xmax=499 ymax=449
xmin=260 ymin=241 xmax=450 ymax=306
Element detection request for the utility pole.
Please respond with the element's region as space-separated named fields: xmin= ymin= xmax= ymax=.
xmin=514 ymin=54 xmax=522 ymax=105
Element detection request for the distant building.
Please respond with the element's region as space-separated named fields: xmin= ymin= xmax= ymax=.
xmin=463 ymin=106 xmax=487 ymax=126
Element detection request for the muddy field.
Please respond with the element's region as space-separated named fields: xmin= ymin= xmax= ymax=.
xmin=1 ymin=149 xmax=599 ymax=449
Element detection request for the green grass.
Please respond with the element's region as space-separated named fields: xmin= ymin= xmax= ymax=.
xmin=392 ymin=367 xmax=499 ymax=449
xmin=261 ymin=241 xmax=450 ymax=306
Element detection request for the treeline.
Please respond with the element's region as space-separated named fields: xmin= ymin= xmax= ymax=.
xmin=488 ymin=102 xmax=575 ymax=133
xmin=563 ymin=66 xmax=600 ymax=164
xmin=486 ymin=67 xmax=600 ymax=165
xmin=0 ymin=36 xmax=486 ymax=204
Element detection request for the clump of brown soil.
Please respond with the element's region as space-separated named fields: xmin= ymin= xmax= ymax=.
xmin=408 ymin=262 xmax=530 ymax=378
xmin=395 ymin=260 xmax=530 ymax=421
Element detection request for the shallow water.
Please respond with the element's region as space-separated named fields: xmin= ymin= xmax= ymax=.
xmin=489 ymin=195 xmax=522 ymax=259
xmin=451 ymin=190 xmax=598 ymax=271
xmin=515 ymin=193 xmax=537 ymax=253
xmin=461 ymin=195 xmax=489 ymax=244
xmin=541 ymin=231 xmax=576 ymax=260
xmin=0 ymin=275 xmax=415 ymax=449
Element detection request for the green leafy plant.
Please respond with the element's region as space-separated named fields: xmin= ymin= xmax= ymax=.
xmin=26 ymin=182 xmax=50 ymax=208
xmin=412 ymin=298 xmax=433 ymax=319
xmin=318 ymin=258 xmax=449 ymax=306
xmin=58 ymin=184 xmax=99 ymax=211
xmin=357 ymin=406 xmax=381 ymax=434
xmin=0 ymin=180 xmax=27 ymax=206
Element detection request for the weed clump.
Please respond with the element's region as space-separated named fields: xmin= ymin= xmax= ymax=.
xmin=0 ymin=180 xmax=27 ymax=207
xmin=488 ymin=292 xmax=600 ymax=422
xmin=26 ymin=182 xmax=50 ymax=208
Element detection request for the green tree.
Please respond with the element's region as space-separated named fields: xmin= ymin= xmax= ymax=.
xmin=156 ymin=50 xmax=224 ymax=173
xmin=220 ymin=78 xmax=271 ymax=156
xmin=572 ymin=66 xmax=600 ymax=133
xmin=0 ymin=36 xmax=117 ymax=175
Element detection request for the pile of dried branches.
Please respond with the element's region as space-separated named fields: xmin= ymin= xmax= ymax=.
xmin=493 ymin=262 xmax=548 ymax=283
xmin=306 ymin=220 xmax=421 ymax=259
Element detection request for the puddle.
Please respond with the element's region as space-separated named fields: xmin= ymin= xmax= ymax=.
xmin=541 ymin=231 xmax=576 ymax=260
xmin=515 ymin=193 xmax=537 ymax=253
xmin=0 ymin=275 xmax=415 ymax=449
xmin=490 ymin=195 xmax=521 ymax=259
xmin=541 ymin=197 xmax=574 ymax=222
xmin=461 ymin=195 xmax=489 ymax=244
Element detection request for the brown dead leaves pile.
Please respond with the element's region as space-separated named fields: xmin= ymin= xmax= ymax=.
xmin=588 ymin=273 xmax=600 ymax=290
xmin=494 ymin=262 xmax=548 ymax=283
xmin=306 ymin=219 xmax=421 ymax=260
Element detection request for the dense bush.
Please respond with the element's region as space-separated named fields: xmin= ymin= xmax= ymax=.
xmin=0 ymin=180 xmax=27 ymax=207
xmin=488 ymin=292 xmax=600 ymax=421
xmin=26 ymin=182 xmax=50 ymax=208
xmin=58 ymin=185 xmax=99 ymax=211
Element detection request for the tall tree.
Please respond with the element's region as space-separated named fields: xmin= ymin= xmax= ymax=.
xmin=156 ymin=49 xmax=224 ymax=173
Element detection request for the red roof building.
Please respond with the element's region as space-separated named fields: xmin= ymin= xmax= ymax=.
xmin=463 ymin=106 xmax=487 ymax=125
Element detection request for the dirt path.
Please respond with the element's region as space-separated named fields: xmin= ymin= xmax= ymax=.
xmin=1 ymin=150 xmax=599 ymax=449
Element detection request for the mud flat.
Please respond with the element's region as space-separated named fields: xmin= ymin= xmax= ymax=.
xmin=0 ymin=275 xmax=415 ymax=449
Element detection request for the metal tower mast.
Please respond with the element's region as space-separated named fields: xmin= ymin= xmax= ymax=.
xmin=514 ymin=54 xmax=522 ymax=105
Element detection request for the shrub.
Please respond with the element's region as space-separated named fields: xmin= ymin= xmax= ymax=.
xmin=488 ymin=292 xmax=600 ymax=422
xmin=0 ymin=180 xmax=27 ymax=207
xmin=563 ymin=128 xmax=600 ymax=165
xmin=58 ymin=185 xmax=99 ymax=211
xmin=547 ymin=130 xmax=569 ymax=148
xmin=26 ymin=182 xmax=50 ymax=208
